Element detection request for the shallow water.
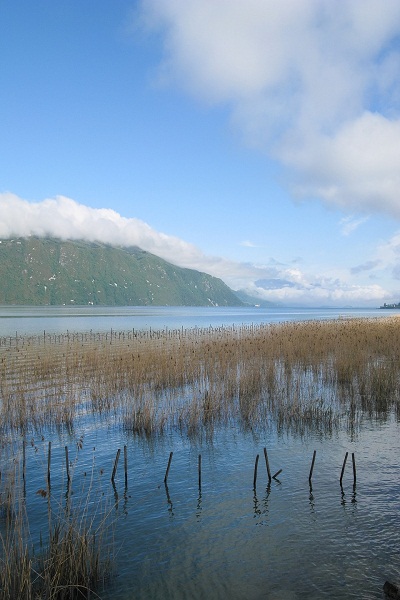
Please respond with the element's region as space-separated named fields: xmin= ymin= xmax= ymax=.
xmin=13 ymin=412 xmax=400 ymax=599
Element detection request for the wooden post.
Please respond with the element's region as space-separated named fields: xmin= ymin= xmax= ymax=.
xmin=253 ymin=454 xmax=259 ymax=489
xmin=111 ymin=449 xmax=121 ymax=483
xmin=272 ymin=469 xmax=282 ymax=480
xmin=124 ymin=445 xmax=128 ymax=487
xmin=22 ymin=440 xmax=26 ymax=481
xmin=65 ymin=446 xmax=70 ymax=482
xmin=352 ymin=452 xmax=356 ymax=485
xmin=164 ymin=451 xmax=173 ymax=484
xmin=198 ymin=454 xmax=202 ymax=490
xmin=263 ymin=447 xmax=272 ymax=482
xmin=340 ymin=452 xmax=348 ymax=486
xmin=309 ymin=450 xmax=316 ymax=483
xmin=47 ymin=441 xmax=51 ymax=485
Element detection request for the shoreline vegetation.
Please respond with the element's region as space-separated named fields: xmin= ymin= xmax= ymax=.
xmin=0 ymin=316 xmax=400 ymax=597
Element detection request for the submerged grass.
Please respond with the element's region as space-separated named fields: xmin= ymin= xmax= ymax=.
xmin=1 ymin=317 xmax=400 ymax=439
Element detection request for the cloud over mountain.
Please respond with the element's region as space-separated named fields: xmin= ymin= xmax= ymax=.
xmin=0 ymin=193 xmax=391 ymax=306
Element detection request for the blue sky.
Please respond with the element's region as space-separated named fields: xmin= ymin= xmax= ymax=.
xmin=1 ymin=1 xmax=400 ymax=306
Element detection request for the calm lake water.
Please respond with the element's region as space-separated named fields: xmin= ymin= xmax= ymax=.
xmin=1 ymin=305 xmax=400 ymax=599
xmin=0 ymin=304 xmax=386 ymax=337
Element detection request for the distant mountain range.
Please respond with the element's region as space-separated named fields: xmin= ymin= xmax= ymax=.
xmin=0 ymin=237 xmax=247 ymax=307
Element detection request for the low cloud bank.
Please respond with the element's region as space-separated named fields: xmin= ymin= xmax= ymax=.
xmin=0 ymin=193 xmax=392 ymax=307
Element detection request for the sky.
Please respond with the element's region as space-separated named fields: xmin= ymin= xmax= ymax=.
xmin=1 ymin=0 xmax=400 ymax=307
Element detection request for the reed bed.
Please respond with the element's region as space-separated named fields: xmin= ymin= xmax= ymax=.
xmin=1 ymin=316 xmax=400 ymax=439
xmin=0 ymin=460 xmax=114 ymax=599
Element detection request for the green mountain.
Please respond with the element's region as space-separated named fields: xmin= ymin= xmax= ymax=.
xmin=0 ymin=237 xmax=244 ymax=307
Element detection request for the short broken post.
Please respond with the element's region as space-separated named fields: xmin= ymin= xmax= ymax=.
xmin=164 ymin=451 xmax=173 ymax=484
xmin=111 ymin=448 xmax=121 ymax=483
xmin=272 ymin=469 xmax=282 ymax=480
xmin=253 ymin=454 xmax=259 ymax=489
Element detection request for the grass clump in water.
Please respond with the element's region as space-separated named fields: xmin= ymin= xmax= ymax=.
xmin=0 ymin=469 xmax=114 ymax=600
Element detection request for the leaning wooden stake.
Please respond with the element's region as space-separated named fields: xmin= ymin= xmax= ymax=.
xmin=340 ymin=452 xmax=348 ymax=486
xmin=272 ymin=469 xmax=282 ymax=480
xmin=164 ymin=451 xmax=173 ymax=484
xmin=352 ymin=452 xmax=356 ymax=485
xmin=309 ymin=450 xmax=316 ymax=483
xmin=111 ymin=448 xmax=121 ymax=483
xmin=253 ymin=454 xmax=259 ymax=489
xmin=263 ymin=447 xmax=272 ymax=482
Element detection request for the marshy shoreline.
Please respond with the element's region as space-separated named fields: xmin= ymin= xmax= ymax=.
xmin=0 ymin=315 xmax=400 ymax=598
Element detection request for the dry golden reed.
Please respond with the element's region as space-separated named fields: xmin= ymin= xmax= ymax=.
xmin=0 ymin=316 xmax=399 ymax=438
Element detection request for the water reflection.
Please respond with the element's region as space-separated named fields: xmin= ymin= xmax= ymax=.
xmin=340 ymin=484 xmax=357 ymax=508
xmin=309 ymin=482 xmax=315 ymax=515
xmin=253 ymin=483 xmax=271 ymax=526
xmin=196 ymin=492 xmax=202 ymax=521
xmin=164 ymin=482 xmax=174 ymax=518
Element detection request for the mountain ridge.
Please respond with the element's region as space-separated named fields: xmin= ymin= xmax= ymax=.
xmin=0 ymin=237 xmax=244 ymax=307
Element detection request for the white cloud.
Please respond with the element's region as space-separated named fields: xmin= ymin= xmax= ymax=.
xmin=0 ymin=192 xmax=391 ymax=306
xmin=340 ymin=215 xmax=369 ymax=236
xmin=240 ymin=240 xmax=258 ymax=247
xmin=140 ymin=0 xmax=400 ymax=217
xmin=287 ymin=112 xmax=400 ymax=217
xmin=0 ymin=192 xmax=204 ymax=267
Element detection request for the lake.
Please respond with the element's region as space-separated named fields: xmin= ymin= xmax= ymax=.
xmin=0 ymin=304 xmax=386 ymax=337
xmin=1 ymin=305 xmax=399 ymax=599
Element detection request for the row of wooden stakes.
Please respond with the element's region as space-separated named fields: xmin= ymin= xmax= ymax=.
xmin=25 ymin=443 xmax=357 ymax=491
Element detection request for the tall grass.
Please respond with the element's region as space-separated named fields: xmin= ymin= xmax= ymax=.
xmin=0 ymin=464 xmax=113 ymax=599
xmin=1 ymin=317 xmax=400 ymax=439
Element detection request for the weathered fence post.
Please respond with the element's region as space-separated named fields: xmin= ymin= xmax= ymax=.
xmin=263 ymin=447 xmax=272 ymax=483
xmin=253 ymin=454 xmax=259 ymax=489
xmin=47 ymin=441 xmax=51 ymax=485
xmin=164 ymin=451 xmax=173 ymax=484
xmin=309 ymin=450 xmax=316 ymax=483
xmin=198 ymin=454 xmax=202 ymax=490
xmin=124 ymin=445 xmax=128 ymax=487
xmin=22 ymin=440 xmax=26 ymax=481
xmin=352 ymin=452 xmax=356 ymax=485
xmin=65 ymin=446 xmax=70 ymax=482
xmin=111 ymin=448 xmax=121 ymax=483
xmin=340 ymin=452 xmax=348 ymax=486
